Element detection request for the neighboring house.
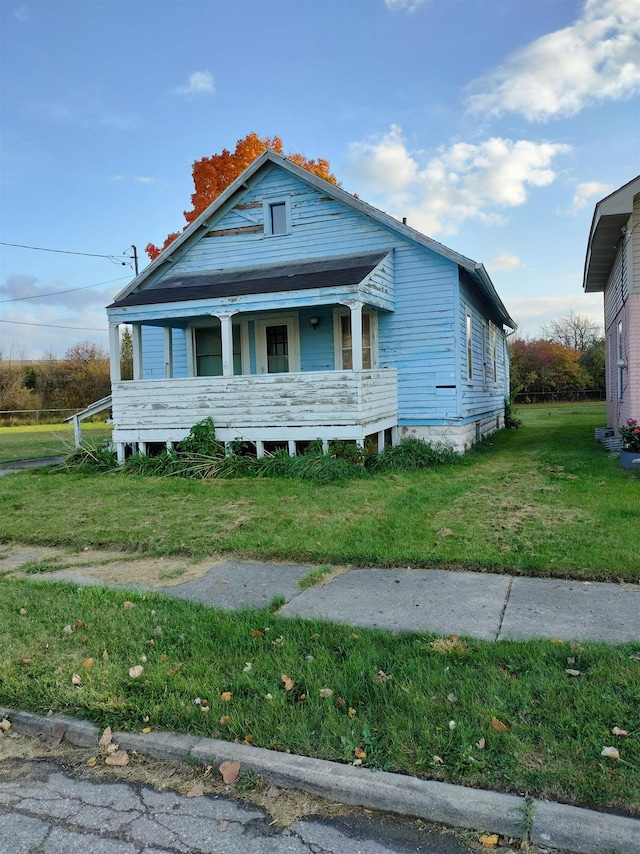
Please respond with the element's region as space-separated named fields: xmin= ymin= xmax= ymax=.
xmin=583 ymin=176 xmax=640 ymax=432
xmin=106 ymin=150 xmax=515 ymax=462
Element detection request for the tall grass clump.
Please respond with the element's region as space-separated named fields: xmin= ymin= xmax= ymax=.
xmin=367 ymin=437 xmax=459 ymax=472
xmin=59 ymin=420 xmax=457 ymax=483
xmin=57 ymin=440 xmax=118 ymax=473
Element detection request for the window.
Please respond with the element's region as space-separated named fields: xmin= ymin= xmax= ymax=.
xmin=490 ymin=324 xmax=498 ymax=382
xmin=194 ymin=322 xmax=242 ymax=376
xmin=265 ymin=324 xmax=289 ymax=373
xmin=482 ymin=321 xmax=488 ymax=389
xmin=334 ymin=309 xmax=377 ymax=370
xmin=466 ymin=310 xmax=473 ymax=380
xmin=617 ymin=320 xmax=624 ymax=400
xmin=263 ymin=198 xmax=290 ymax=236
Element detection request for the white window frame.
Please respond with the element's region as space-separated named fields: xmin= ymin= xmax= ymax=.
xmin=465 ymin=308 xmax=473 ymax=381
xmin=263 ymin=196 xmax=291 ymax=236
xmin=482 ymin=320 xmax=488 ymax=390
xmin=617 ymin=319 xmax=624 ymax=400
xmin=490 ymin=323 xmax=498 ymax=383
xmin=254 ymin=313 xmax=300 ymax=374
xmin=332 ymin=307 xmax=378 ymax=370
xmin=188 ymin=318 xmax=249 ymax=377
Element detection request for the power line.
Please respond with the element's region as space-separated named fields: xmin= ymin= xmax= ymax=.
xmin=0 ymin=240 xmax=132 ymax=264
xmin=0 ymin=275 xmax=129 ymax=304
xmin=0 ymin=319 xmax=107 ymax=332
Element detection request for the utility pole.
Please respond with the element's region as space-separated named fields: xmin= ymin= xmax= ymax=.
xmin=131 ymin=245 xmax=139 ymax=276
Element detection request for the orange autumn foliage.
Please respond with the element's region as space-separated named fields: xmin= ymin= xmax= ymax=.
xmin=146 ymin=133 xmax=339 ymax=260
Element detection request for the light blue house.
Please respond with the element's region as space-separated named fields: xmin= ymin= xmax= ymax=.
xmin=107 ymin=150 xmax=515 ymax=462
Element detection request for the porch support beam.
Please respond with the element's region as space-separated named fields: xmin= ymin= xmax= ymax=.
xmin=350 ymin=303 xmax=363 ymax=372
xmin=109 ymin=324 xmax=121 ymax=383
xmin=340 ymin=300 xmax=364 ymax=371
xmin=164 ymin=328 xmax=173 ymax=378
xmin=132 ymin=325 xmax=143 ymax=381
xmin=219 ymin=313 xmax=234 ymax=378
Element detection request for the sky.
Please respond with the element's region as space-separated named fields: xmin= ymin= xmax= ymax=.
xmin=1 ymin=0 xmax=638 ymax=360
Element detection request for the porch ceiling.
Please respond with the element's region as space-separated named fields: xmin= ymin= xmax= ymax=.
xmin=108 ymin=252 xmax=388 ymax=308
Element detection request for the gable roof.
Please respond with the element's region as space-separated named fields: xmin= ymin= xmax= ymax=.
xmin=583 ymin=175 xmax=640 ymax=293
xmin=113 ymin=149 xmax=516 ymax=328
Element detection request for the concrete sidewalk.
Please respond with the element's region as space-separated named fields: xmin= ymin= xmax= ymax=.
xmin=9 ymin=550 xmax=639 ymax=642
xmin=3 ymin=545 xmax=640 ymax=851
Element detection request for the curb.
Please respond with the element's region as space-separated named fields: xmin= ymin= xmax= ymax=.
xmin=2 ymin=708 xmax=639 ymax=853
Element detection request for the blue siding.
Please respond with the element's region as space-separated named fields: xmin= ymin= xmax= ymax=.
xmin=457 ymin=274 xmax=509 ymax=419
xmin=141 ymin=326 xmax=187 ymax=379
xmin=299 ymin=307 xmax=335 ymax=371
xmin=123 ymin=164 xmax=509 ymax=426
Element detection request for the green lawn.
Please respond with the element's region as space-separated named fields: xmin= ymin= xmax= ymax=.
xmin=0 ymin=403 xmax=638 ymax=581
xmin=0 ymin=422 xmax=112 ymax=464
xmin=1 ymin=405 xmax=638 ymax=816
xmin=1 ymin=579 xmax=638 ymax=815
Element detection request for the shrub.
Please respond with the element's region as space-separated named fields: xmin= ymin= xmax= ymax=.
xmin=176 ymin=417 xmax=224 ymax=456
xmin=367 ymin=437 xmax=459 ymax=472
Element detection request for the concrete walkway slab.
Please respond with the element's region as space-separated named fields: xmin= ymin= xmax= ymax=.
xmin=500 ymin=577 xmax=640 ymax=641
xmin=167 ymin=559 xmax=312 ymax=610
xmin=281 ymin=568 xmax=512 ymax=640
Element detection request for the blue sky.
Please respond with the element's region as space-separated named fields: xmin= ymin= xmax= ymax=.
xmin=1 ymin=0 xmax=638 ymax=359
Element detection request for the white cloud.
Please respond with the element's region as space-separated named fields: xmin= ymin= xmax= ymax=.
xmin=345 ymin=125 xmax=570 ymax=236
xmin=466 ymin=0 xmax=640 ymax=121
xmin=134 ymin=176 xmax=155 ymax=184
xmin=489 ymin=252 xmax=523 ymax=272
xmin=384 ymin=0 xmax=429 ymax=11
xmin=176 ymin=71 xmax=215 ymax=96
xmin=571 ymin=181 xmax=612 ymax=212
xmin=0 ymin=274 xmax=111 ymax=310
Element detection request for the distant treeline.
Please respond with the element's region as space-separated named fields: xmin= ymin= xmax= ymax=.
xmin=0 ymin=343 xmax=112 ymax=424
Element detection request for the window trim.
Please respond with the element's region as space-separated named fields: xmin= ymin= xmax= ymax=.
xmin=617 ymin=319 xmax=624 ymax=400
xmin=465 ymin=308 xmax=473 ymax=381
xmin=490 ymin=322 xmax=498 ymax=383
xmin=481 ymin=320 xmax=488 ymax=390
xmin=263 ymin=197 xmax=291 ymax=236
xmin=332 ymin=307 xmax=378 ymax=370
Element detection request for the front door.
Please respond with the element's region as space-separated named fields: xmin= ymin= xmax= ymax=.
xmin=255 ymin=314 xmax=300 ymax=374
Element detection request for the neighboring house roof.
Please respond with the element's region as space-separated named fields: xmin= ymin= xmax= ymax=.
xmin=583 ymin=175 xmax=640 ymax=293
xmin=108 ymin=251 xmax=388 ymax=308
xmin=113 ymin=149 xmax=516 ymax=328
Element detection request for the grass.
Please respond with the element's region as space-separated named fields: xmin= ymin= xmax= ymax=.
xmin=0 ymin=403 xmax=638 ymax=580
xmin=0 ymin=577 xmax=638 ymax=815
xmin=0 ymin=422 xmax=112 ymax=464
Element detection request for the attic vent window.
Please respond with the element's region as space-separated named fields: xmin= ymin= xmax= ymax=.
xmin=264 ymin=198 xmax=291 ymax=236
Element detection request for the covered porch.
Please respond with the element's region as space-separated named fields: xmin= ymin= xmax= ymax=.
xmin=110 ymin=368 xmax=398 ymax=462
xmin=106 ymin=251 xmax=398 ymax=461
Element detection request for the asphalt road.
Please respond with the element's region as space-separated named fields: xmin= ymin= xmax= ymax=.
xmin=0 ymin=751 xmax=481 ymax=854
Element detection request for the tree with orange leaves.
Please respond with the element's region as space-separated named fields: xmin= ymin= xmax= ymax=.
xmin=146 ymin=133 xmax=339 ymax=260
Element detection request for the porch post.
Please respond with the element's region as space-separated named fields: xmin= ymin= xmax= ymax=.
xmin=109 ymin=324 xmax=121 ymax=383
xmin=132 ymin=324 xmax=143 ymax=380
xmin=350 ymin=303 xmax=363 ymax=371
xmin=219 ymin=314 xmax=234 ymax=378
xmin=164 ymin=328 xmax=173 ymax=378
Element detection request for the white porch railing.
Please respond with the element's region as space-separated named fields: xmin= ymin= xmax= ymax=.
xmin=111 ymin=369 xmax=398 ymax=445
